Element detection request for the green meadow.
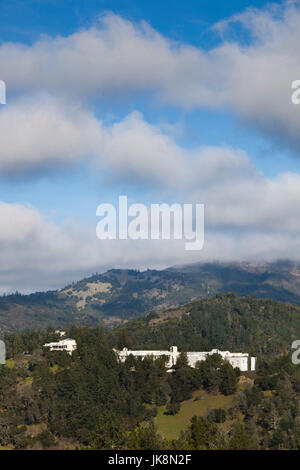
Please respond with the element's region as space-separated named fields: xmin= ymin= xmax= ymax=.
xmin=155 ymin=390 xmax=235 ymax=440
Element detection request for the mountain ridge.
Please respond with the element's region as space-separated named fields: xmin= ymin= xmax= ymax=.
xmin=2 ymin=260 xmax=300 ymax=334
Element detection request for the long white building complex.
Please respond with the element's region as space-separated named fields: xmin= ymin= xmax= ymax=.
xmin=43 ymin=338 xmax=77 ymax=355
xmin=116 ymin=346 xmax=256 ymax=371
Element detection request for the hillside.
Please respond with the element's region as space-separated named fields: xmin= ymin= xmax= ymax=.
xmin=3 ymin=260 xmax=300 ymax=334
xmin=2 ymin=307 xmax=300 ymax=450
xmin=155 ymin=388 xmax=236 ymax=440
xmin=109 ymin=293 xmax=300 ymax=357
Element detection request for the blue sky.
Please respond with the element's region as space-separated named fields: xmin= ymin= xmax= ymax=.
xmin=0 ymin=0 xmax=300 ymax=292
xmin=0 ymin=0 xmax=272 ymax=45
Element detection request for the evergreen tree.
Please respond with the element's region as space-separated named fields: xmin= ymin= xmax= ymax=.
xmin=219 ymin=362 xmax=238 ymax=395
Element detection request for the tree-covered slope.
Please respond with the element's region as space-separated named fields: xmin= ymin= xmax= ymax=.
xmin=3 ymin=317 xmax=300 ymax=450
xmin=109 ymin=293 xmax=300 ymax=356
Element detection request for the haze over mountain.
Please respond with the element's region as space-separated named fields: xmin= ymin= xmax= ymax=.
xmin=2 ymin=260 xmax=300 ymax=335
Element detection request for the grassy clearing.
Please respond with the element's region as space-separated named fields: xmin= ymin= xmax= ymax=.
xmin=5 ymin=359 xmax=15 ymax=369
xmin=0 ymin=444 xmax=14 ymax=450
xmin=24 ymin=376 xmax=33 ymax=383
xmin=155 ymin=390 xmax=235 ymax=440
xmin=49 ymin=364 xmax=60 ymax=374
xmin=25 ymin=423 xmax=47 ymax=438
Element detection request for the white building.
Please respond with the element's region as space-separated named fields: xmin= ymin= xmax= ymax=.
xmin=55 ymin=330 xmax=66 ymax=337
xmin=116 ymin=346 xmax=256 ymax=372
xmin=43 ymin=338 xmax=77 ymax=355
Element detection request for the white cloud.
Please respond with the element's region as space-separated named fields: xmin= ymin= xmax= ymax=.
xmin=0 ymin=13 xmax=176 ymax=98
xmin=0 ymin=96 xmax=251 ymax=186
xmin=202 ymin=171 xmax=300 ymax=233
xmin=0 ymin=95 xmax=102 ymax=173
xmin=99 ymin=111 xmax=189 ymax=186
xmin=2 ymin=6 xmax=300 ymax=149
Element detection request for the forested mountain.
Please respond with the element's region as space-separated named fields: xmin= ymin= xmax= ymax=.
xmin=109 ymin=293 xmax=300 ymax=357
xmin=2 ymin=260 xmax=300 ymax=334
xmin=2 ymin=294 xmax=300 ymax=450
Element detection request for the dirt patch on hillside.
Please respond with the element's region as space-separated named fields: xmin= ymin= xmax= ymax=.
xmin=62 ymin=281 xmax=112 ymax=309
